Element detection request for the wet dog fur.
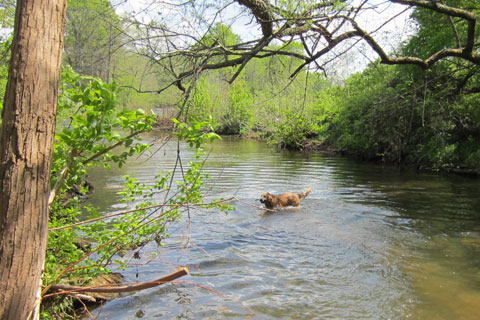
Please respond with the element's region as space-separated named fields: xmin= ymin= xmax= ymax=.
xmin=259 ymin=187 xmax=311 ymax=209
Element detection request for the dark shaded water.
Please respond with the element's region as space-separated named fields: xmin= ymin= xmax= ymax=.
xmin=88 ymin=135 xmax=480 ymax=319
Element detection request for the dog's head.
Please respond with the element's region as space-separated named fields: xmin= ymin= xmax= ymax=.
xmin=259 ymin=192 xmax=272 ymax=205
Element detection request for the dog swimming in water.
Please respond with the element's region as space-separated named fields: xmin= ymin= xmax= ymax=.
xmin=259 ymin=187 xmax=311 ymax=209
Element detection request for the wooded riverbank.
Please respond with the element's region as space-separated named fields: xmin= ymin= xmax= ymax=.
xmin=1 ymin=1 xmax=479 ymax=318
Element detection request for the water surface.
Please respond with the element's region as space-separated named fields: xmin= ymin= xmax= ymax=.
xmin=89 ymin=135 xmax=480 ymax=319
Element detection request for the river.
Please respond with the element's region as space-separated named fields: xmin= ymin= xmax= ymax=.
xmin=88 ymin=135 xmax=480 ymax=320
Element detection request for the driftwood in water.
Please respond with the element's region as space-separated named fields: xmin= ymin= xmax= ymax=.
xmin=49 ymin=267 xmax=189 ymax=300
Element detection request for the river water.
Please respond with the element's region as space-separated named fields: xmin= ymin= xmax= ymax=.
xmin=89 ymin=135 xmax=480 ymax=320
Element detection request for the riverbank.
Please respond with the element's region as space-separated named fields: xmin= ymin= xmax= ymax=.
xmin=234 ymin=130 xmax=480 ymax=177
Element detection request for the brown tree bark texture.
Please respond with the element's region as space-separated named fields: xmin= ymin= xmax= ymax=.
xmin=0 ymin=0 xmax=67 ymax=319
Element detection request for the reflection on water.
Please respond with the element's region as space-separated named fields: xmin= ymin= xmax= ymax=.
xmin=89 ymin=135 xmax=480 ymax=319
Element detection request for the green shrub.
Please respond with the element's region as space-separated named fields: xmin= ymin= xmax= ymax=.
xmin=270 ymin=112 xmax=319 ymax=149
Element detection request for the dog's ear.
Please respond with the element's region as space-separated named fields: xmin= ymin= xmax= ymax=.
xmin=266 ymin=194 xmax=273 ymax=203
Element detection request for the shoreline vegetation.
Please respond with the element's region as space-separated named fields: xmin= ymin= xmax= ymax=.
xmin=214 ymin=131 xmax=480 ymax=177
xmin=163 ymin=28 xmax=480 ymax=179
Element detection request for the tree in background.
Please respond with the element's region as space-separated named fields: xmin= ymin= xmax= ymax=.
xmin=64 ymin=0 xmax=123 ymax=82
xmin=0 ymin=0 xmax=14 ymax=28
xmin=0 ymin=0 xmax=15 ymax=111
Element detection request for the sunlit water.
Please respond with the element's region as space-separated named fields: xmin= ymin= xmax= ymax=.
xmin=88 ymin=135 xmax=480 ymax=320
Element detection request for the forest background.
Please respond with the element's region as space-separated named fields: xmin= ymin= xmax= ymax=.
xmin=2 ymin=0 xmax=479 ymax=169
xmin=0 ymin=0 xmax=479 ymax=318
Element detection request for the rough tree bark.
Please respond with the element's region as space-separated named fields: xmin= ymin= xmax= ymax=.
xmin=0 ymin=0 xmax=68 ymax=319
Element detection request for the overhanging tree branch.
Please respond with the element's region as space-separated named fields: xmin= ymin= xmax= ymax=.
xmin=128 ymin=0 xmax=479 ymax=94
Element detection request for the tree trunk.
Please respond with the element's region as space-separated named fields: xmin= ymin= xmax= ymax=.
xmin=0 ymin=0 xmax=67 ymax=319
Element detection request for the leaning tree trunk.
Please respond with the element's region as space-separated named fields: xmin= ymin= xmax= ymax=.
xmin=0 ymin=0 xmax=67 ymax=319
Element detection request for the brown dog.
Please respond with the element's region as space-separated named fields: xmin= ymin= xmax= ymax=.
xmin=259 ymin=187 xmax=311 ymax=209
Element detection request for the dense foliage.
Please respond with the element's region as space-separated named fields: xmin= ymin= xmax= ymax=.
xmin=316 ymin=62 xmax=480 ymax=169
xmin=185 ymin=28 xmax=325 ymax=145
xmin=182 ymin=4 xmax=480 ymax=172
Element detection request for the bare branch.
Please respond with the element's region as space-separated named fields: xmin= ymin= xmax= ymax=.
xmin=46 ymin=267 xmax=189 ymax=296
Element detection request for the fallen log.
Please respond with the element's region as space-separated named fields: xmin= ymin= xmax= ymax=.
xmin=48 ymin=267 xmax=189 ymax=296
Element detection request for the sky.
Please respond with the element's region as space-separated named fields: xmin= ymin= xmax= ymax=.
xmin=113 ymin=0 xmax=262 ymax=40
